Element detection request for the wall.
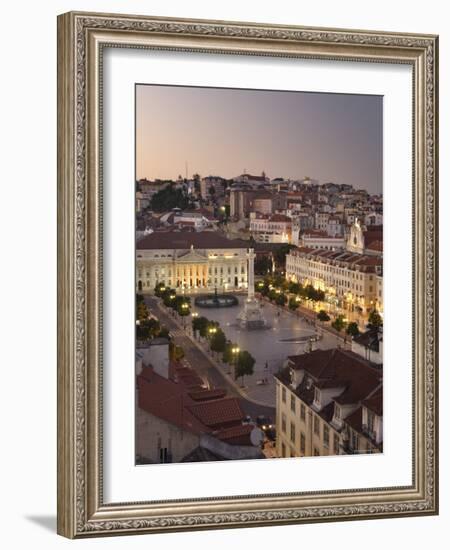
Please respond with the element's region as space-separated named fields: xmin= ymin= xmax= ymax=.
xmin=136 ymin=407 xmax=200 ymax=464
xmin=0 ymin=1 xmax=447 ymax=549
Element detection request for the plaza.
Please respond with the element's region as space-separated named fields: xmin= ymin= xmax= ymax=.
xmin=191 ymin=295 xmax=342 ymax=406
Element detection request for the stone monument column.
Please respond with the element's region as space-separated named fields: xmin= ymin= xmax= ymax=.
xmin=247 ymin=248 xmax=255 ymax=300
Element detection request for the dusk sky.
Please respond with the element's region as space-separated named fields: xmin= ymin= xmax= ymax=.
xmin=136 ymin=85 xmax=383 ymax=194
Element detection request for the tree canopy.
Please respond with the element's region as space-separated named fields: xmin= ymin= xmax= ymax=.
xmin=151 ymin=185 xmax=189 ymax=212
xmin=317 ymin=309 xmax=331 ymax=322
xmin=235 ymin=351 xmax=255 ymax=384
xmin=368 ymin=309 xmax=383 ymax=329
xmin=331 ymin=314 xmax=346 ymax=332
xmin=346 ymin=321 xmax=360 ymax=337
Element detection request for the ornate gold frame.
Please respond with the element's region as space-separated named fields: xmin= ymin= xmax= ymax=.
xmin=57 ymin=11 xmax=439 ymax=538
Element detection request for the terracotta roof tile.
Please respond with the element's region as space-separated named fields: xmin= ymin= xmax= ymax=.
xmin=137 ymin=230 xmax=247 ymax=250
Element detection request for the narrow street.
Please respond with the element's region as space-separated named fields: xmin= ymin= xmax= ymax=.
xmin=144 ymin=296 xmax=276 ymax=420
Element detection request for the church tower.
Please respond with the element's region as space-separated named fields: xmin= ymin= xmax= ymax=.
xmin=346 ymin=219 xmax=365 ymax=254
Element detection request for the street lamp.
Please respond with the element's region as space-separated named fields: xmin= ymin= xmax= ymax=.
xmin=229 ymin=346 xmax=240 ymax=376
xmin=181 ymin=302 xmax=189 ymax=327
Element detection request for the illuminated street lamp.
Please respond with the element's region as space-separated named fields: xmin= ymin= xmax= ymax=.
xmin=229 ymin=345 xmax=240 ymax=375
xmin=191 ymin=311 xmax=199 ymax=318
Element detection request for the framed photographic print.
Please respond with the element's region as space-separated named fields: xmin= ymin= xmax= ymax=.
xmin=57 ymin=11 xmax=439 ymax=538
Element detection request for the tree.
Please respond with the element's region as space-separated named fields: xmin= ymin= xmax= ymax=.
xmin=317 ymin=310 xmax=331 ymax=322
xmin=136 ymin=300 xmax=149 ymax=321
xmin=235 ymin=351 xmax=255 ymax=386
xmin=177 ymin=299 xmax=191 ymax=317
xmin=287 ymin=281 xmax=301 ymax=294
xmin=254 ymin=256 xmax=272 ymax=275
xmin=162 ymin=291 xmax=177 ymax=308
xmin=368 ymin=309 xmax=383 ymax=329
xmin=151 ymin=185 xmax=189 ymax=212
xmin=346 ymin=321 xmax=360 ymax=337
xmin=272 ymin=244 xmax=295 ymax=270
xmin=154 ymin=282 xmax=167 ymax=297
xmin=288 ymin=297 xmax=300 ymax=311
xmin=222 ymin=342 xmax=234 ymax=364
xmin=275 ymin=293 xmax=287 ymax=306
xmin=268 ymin=289 xmax=278 ymax=302
xmin=305 ymin=284 xmax=325 ymax=302
xmin=332 ymin=315 xmax=346 ymax=332
xmin=210 ymin=329 xmax=227 ymax=354
xmin=192 ymin=316 xmax=209 ymax=337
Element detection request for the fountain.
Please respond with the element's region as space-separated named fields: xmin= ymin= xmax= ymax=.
xmin=194 ymin=287 xmax=238 ymax=308
xmin=237 ymin=248 xmax=267 ymax=330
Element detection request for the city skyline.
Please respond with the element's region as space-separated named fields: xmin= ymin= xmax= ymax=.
xmin=136 ymin=84 xmax=383 ymax=195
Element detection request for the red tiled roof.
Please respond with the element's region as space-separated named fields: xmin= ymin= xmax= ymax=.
xmin=137 ymin=366 xmax=207 ymax=435
xmin=269 ymin=214 xmax=291 ymax=222
xmin=188 ymin=388 xmax=227 ymax=401
xmin=214 ymin=424 xmax=254 ymax=445
xmin=362 ymin=386 xmax=383 ymax=416
xmin=345 ymin=406 xmax=363 ymax=432
xmin=187 ymin=398 xmax=244 ymax=428
xmin=287 ymin=348 xmax=381 ymax=406
xmin=366 ymin=240 xmax=383 ymax=252
xmin=137 ymin=230 xmax=247 ymax=250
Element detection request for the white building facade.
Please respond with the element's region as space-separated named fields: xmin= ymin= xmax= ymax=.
xmin=285 ymin=247 xmax=383 ymax=314
xmin=136 ymin=231 xmax=249 ymax=293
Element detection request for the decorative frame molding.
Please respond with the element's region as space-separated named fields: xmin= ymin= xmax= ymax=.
xmin=57 ymin=11 xmax=438 ymax=538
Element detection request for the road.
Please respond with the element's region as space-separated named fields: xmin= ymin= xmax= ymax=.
xmin=144 ymin=296 xmax=275 ymax=420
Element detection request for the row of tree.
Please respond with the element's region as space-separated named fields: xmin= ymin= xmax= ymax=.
xmin=257 ymin=276 xmax=326 ymax=306
xmin=254 ymin=275 xmax=383 ymax=339
xmin=191 ymin=315 xmax=255 ymax=385
xmin=316 ymin=308 xmax=382 ymax=337
xmin=136 ymin=294 xmax=170 ymax=341
xmin=154 ymin=283 xmax=191 ymax=316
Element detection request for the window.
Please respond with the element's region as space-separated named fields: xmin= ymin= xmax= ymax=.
xmin=281 ymin=443 xmax=286 ymax=457
xmin=300 ymin=403 xmax=306 ymax=421
xmin=334 ymin=404 xmax=341 ymax=420
xmin=333 ymin=433 xmax=340 ymax=454
xmin=350 ymin=431 xmax=359 ymax=451
xmin=281 ymin=386 xmax=286 ymax=403
xmin=323 ymin=425 xmax=330 ymax=447
xmin=159 ymin=447 xmax=169 ymax=463
xmin=313 ymin=447 xmax=320 ymax=456
xmin=290 ymin=422 xmax=295 ymax=444
xmin=314 ymin=387 xmax=321 ymax=407
xmin=290 ymin=394 xmax=296 ymax=413
xmin=313 ymin=415 xmax=320 ymax=435
xmin=281 ymin=413 xmax=286 ymax=434
xmin=300 ymin=432 xmax=306 ymax=454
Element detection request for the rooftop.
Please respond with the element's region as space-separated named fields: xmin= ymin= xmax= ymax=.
xmin=137 ymin=230 xmax=247 ymax=251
